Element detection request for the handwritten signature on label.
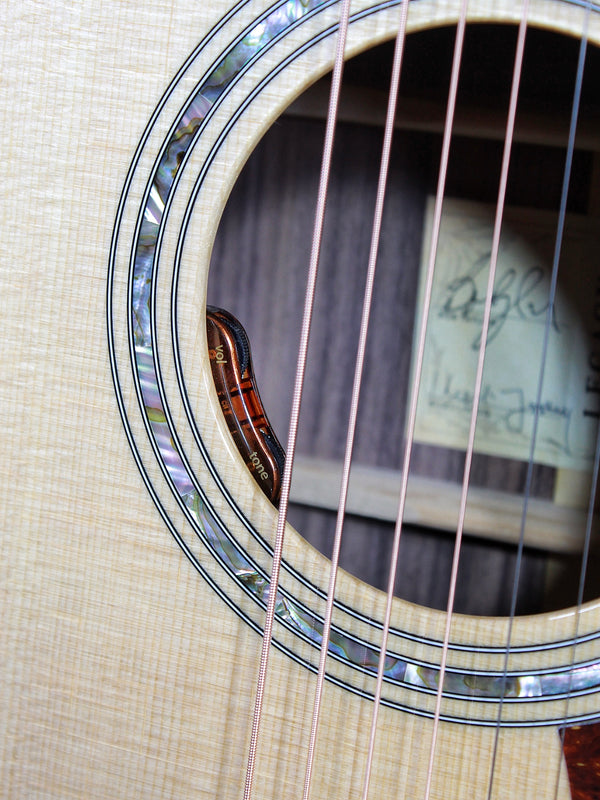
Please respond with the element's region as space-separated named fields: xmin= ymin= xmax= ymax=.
xmin=427 ymin=367 xmax=574 ymax=458
xmin=438 ymin=259 xmax=561 ymax=349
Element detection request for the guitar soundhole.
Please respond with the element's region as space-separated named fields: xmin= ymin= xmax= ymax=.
xmin=208 ymin=24 xmax=600 ymax=617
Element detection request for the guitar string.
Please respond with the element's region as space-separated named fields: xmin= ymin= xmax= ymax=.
xmin=553 ymin=426 xmax=600 ymax=797
xmin=485 ymin=7 xmax=591 ymax=799
xmin=359 ymin=1 xmax=470 ymax=797
xmin=301 ymin=1 xmax=411 ymax=798
xmin=423 ymin=3 xmax=530 ymax=799
xmin=242 ymin=2 xmax=352 ymax=798
xmin=554 ymin=404 xmax=600 ymax=799
xmin=549 ymin=16 xmax=596 ymax=800
xmin=245 ymin=5 xmax=591 ymax=800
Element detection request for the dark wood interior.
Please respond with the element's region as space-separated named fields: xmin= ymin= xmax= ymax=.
xmin=208 ymin=23 xmax=600 ymax=616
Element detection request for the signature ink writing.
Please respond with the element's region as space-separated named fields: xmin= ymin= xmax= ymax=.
xmin=501 ymin=387 xmax=572 ymax=454
xmin=437 ymin=253 xmax=560 ymax=349
xmin=428 ymin=371 xmax=495 ymax=418
xmin=428 ymin=371 xmax=573 ymax=455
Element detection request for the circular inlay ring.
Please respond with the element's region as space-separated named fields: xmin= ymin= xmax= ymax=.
xmin=108 ymin=0 xmax=600 ymax=726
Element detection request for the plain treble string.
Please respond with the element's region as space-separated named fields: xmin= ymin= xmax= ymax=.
xmin=551 ymin=11 xmax=594 ymax=800
xmin=485 ymin=5 xmax=590 ymax=800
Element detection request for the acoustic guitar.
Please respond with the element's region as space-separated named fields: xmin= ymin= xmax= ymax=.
xmin=2 ymin=1 xmax=600 ymax=798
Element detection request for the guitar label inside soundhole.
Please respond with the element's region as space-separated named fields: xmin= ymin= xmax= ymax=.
xmin=412 ymin=197 xmax=600 ymax=471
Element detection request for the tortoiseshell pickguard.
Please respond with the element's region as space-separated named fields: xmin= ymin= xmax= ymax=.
xmin=563 ymin=721 xmax=600 ymax=799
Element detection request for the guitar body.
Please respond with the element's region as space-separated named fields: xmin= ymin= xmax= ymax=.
xmin=2 ymin=1 xmax=600 ymax=798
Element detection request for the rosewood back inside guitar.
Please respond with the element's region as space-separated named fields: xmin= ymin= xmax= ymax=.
xmin=2 ymin=1 xmax=600 ymax=798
